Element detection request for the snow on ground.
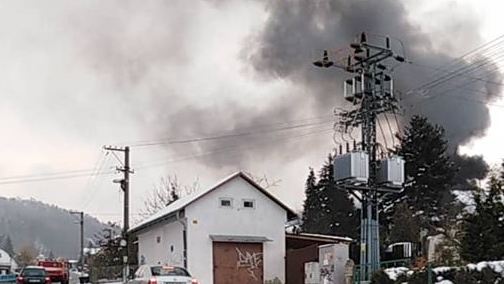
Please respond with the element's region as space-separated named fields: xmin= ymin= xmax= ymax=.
xmin=384 ymin=260 xmax=504 ymax=282
xmin=435 ymin=280 xmax=454 ymax=284
xmin=383 ymin=267 xmax=411 ymax=280
xmin=466 ymin=260 xmax=504 ymax=273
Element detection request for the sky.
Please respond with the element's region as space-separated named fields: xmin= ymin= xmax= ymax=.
xmin=0 ymin=0 xmax=503 ymax=225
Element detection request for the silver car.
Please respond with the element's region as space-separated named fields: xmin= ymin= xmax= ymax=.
xmin=130 ymin=265 xmax=199 ymax=284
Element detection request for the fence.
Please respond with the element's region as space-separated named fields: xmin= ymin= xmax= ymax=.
xmin=352 ymin=258 xmax=411 ymax=283
xmin=0 ymin=274 xmax=16 ymax=283
xmin=89 ymin=265 xmax=138 ymax=284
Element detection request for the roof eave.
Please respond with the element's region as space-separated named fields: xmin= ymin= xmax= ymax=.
xmin=129 ymin=210 xmax=181 ymax=235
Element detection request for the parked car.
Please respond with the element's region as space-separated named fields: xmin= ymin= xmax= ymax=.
xmin=16 ymin=266 xmax=51 ymax=284
xmin=130 ymin=265 xmax=199 ymax=284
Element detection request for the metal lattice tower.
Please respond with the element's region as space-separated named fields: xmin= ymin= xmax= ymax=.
xmin=314 ymin=32 xmax=405 ymax=282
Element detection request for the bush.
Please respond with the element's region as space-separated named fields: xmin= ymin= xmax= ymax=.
xmin=445 ymin=267 xmax=503 ymax=284
xmin=370 ymin=270 xmax=394 ymax=284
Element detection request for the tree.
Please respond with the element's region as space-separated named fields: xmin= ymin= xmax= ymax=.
xmin=0 ymin=235 xmax=14 ymax=256
xmin=301 ymin=168 xmax=322 ymax=233
xmin=460 ymin=168 xmax=504 ymax=262
xmin=140 ymin=175 xmax=199 ymax=217
xmin=301 ymin=155 xmax=358 ymax=238
xmin=384 ymin=115 xmax=455 ymax=232
xmin=388 ymin=203 xmax=421 ymax=243
xmin=16 ymin=243 xmax=36 ymax=266
xmin=245 ymin=172 xmax=282 ymax=189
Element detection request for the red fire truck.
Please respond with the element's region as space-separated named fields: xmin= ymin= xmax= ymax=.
xmin=36 ymin=259 xmax=69 ymax=284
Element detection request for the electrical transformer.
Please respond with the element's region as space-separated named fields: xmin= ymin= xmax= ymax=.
xmin=333 ymin=151 xmax=369 ymax=183
xmin=377 ymin=156 xmax=405 ymax=188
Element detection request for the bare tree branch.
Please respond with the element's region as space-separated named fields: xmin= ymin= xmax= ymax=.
xmin=245 ymin=172 xmax=282 ymax=189
xmin=139 ymin=174 xmax=199 ymax=219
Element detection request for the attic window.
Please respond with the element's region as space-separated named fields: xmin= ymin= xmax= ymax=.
xmin=243 ymin=199 xmax=255 ymax=209
xmin=220 ymin=198 xmax=233 ymax=208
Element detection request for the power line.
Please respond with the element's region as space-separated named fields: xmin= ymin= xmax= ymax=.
xmin=383 ymin=114 xmax=395 ymax=147
xmin=130 ymin=119 xmax=333 ymax=147
xmin=0 ymin=122 xmax=333 ymax=185
xmin=415 ymin=49 xmax=504 ymax=97
xmin=408 ymin=60 xmax=504 ymax=87
xmin=402 ymin=35 xmax=504 ymax=106
xmin=0 ymin=168 xmax=105 ymax=181
xmin=377 ymin=117 xmax=389 ymax=151
xmin=135 ymin=126 xmax=333 ymax=170
xmin=400 ymin=35 xmax=504 ymax=110
xmin=391 ymin=111 xmax=402 ymax=139
xmin=0 ymin=170 xmax=116 ymax=185
xmin=413 ymin=57 xmax=504 ymax=106
xmin=123 ymin=114 xmax=334 ymax=147
xmin=81 ymin=152 xmax=113 ymax=210
xmin=0 ymin=117 xmax=334 ymax=183
xmin=415 ymin=44 xmax=504 ymax=91
xmin=409 ymin=34 xmax=504 ymax=92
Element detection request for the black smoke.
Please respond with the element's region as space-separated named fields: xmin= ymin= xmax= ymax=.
xmin=63 ymin=0 xmax=499 ymax=175
xmin=235 ymin=0 xmax=499 ymax=176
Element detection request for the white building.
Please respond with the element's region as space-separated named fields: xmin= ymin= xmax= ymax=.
xmin=129 ymin=172 xmax=297 ymax=284
xmin=0 ymin=248 xmax=17 ymax=274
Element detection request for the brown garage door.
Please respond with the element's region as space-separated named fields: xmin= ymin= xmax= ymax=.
xmin=213 ymin=242 xmax=263 ymax=284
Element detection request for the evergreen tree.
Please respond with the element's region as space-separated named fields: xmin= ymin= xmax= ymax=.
xmin=321 ymin=155 xmax=358 ymax=238
xmin=460 ymin=170 xmax=504 ymax=262
xmin=384 ymin=115 xmax=455 ymax=232
xmin=4 ymin=235 xmax=14 ymax=256
xmin=301 ymin=167 xmax=322 ymax=233
xmin=302 ymin=155 xmax=358 ymax=238
xmin=389 ymin=203 xmax=421 ymax=243
xmin=0 ymin=235 xmax=14 ymax=256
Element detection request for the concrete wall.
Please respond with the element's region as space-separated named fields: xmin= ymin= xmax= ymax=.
xmin=137 ymin=221 xmax=184 ymax=266
xmin=185 ymin=177 xmax=287 ymax=284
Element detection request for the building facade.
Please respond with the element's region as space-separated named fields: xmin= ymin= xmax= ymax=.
xmin=130 ymin=172 xmax=297 ymax=284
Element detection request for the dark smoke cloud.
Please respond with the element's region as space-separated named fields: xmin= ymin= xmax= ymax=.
xmin=26 ymin=0 xmax=496 ymax=173
xmin=230 ymin=0 xmax=500 ymax=174
xmin=452 ymin=153 xmax=489 ymax=190
xmin=245 ymin=0 xmax=501 ymax=146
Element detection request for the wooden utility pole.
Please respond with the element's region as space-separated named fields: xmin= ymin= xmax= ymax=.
xmin=103 ymin=146 xmax=132 ymax=283
xmin=70 ymin=211 xmax=84 ymax=269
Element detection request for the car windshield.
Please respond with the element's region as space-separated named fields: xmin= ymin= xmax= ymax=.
xmin=150 ymin=266 xmax=190 ymax=277
xmin=22 ymin=269 xmax=45 ymax=277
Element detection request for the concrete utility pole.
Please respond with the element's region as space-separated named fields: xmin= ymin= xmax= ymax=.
xmin=314 ymin=32 xmax=406 ymax=282
xmin=103 ymin=146 xmax=132 ymax=284
xmin=70 ymin=211 xmax=84 ymax=269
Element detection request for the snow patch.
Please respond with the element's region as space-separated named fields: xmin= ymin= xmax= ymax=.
xmin=435 ymin=280 xmax=453 ymax=284
xmin=384 ymin=267 xmax=409 ymax=280
xmin=467 ymin=260 xmax=504 ymax=273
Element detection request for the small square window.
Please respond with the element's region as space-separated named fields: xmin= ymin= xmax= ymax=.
xmin=243 ymin=200 xmax=255 ymax=209
xmin=220 ymin=198 xmax=232 ymax=208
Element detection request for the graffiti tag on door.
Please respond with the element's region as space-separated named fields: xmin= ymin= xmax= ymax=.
xmin=236 ymin=247 xmax=263 ymax=281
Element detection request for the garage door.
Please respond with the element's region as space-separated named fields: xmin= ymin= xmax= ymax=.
xmin=213 ymin=242 xmax=263 ymax=284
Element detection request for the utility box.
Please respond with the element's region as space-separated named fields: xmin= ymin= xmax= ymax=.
xmin=319 ymin=243 xmax=349 ymax=284
xmin=333 ymin=151 xmax=369 ymax=183
xmin=304 ymin=262 xmax=320 ymax=284
xmin=377 ymin=156 xmax=405 ymax=188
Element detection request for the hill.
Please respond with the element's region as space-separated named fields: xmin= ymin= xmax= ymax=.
xmin=0 ymin=196 xmax=114 ymax=259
